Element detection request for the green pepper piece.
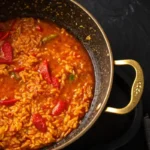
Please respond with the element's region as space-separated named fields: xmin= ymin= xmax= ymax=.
xmin=69 ymin=74 xmax=75 ymax=81
xmin=10 ymin=71 xmax=20 ymax=80
xmin=42 ymin=34 xmax=58 ymax=44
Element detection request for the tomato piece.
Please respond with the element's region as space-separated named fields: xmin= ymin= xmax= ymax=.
xmin=32 ymin=113 xmax=47 ymax=132
xmin=52 ymin=100 xmax=67 ymax=116
xmin=13 ymin=67 xmax=25 ymax=72
xmin=0 ymin=32 xmax=10 ymax=41
xmin=35 ymin=25 xmax=43 ymax=32
xmin=0 ymin=99 xmax=17 ymax=106
xmin=38 ymin=60 xmax=51 ymax=84
xmin=51 ymin=76 xmax=60 ymax=88
xmin=0 ymin=42 xmax=13 ymax=63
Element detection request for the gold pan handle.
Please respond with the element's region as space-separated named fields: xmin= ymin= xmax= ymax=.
xmin=105 ymin=59 xmax=144 ymax=115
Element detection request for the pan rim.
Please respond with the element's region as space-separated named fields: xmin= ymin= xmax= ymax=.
xmin=53 ymin=0 xmax=114 ymax=149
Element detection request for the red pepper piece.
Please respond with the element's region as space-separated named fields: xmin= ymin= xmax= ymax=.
xmin=1 ymin=42 xmax=13 ymax=62
xmin=10 ymin=20 xmax=16 ymax=31
xmin=41 ymin=105 xmax=50 ymax=111
xmin=14 ymin=67 xmax=25 ymax=72
xmin=31 ymin=53 xmax=37 ymax=57
xmin=0 ymin=58 xmax=11 ymax=64
xmin=39 ymin=60 xmax=51 ymax=84
xmin=0 ymin=32 xmax=9 ymax=41
xmin=7 ymin=112 xmax=14 ymax=118
xmin=0 ymin=99 xmax=17 ymax=106
xmin=35 ymin=25 xmax=43 ymax=32
xmin=52 ymin=100 xmax=67 ymax=116
xmin=0 ymin=23 xmax=5 ymax=31
xmin=0 ymin=32 xmax=4 ymax=39
xmin=51 ymin=76 xmax=60 ymax=88
xmin=32 ymin=113 xmax=47 ymax=132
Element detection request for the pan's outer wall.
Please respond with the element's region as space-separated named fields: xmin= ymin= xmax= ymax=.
xmin=0 ymin=0 xmax=114 ymax=149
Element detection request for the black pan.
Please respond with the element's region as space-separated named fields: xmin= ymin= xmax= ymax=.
xmin=0 ymin=0 xmax=144 ymax=149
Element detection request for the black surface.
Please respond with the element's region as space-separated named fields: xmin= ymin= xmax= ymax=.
xmin=144 ymin=115 xmax=150 ymax=150
xmin=76 ymin=0 xmax=150 ymax=115
xmin=74 ymin=0 xmax=150 ymax=149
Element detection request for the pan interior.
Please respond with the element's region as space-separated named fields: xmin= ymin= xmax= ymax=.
xmin=0 ymin=0 xmax=113 ymax=149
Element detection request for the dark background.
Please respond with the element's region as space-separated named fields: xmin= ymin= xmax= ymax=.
xmin=75 ymin=0 xmax=150 ymax=150
xmin=76 ymin=0 xmax=150 ymax=115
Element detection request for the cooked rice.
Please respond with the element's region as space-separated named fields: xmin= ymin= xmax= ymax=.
xmin=0 ymin=18 xmax=94 ymax=150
